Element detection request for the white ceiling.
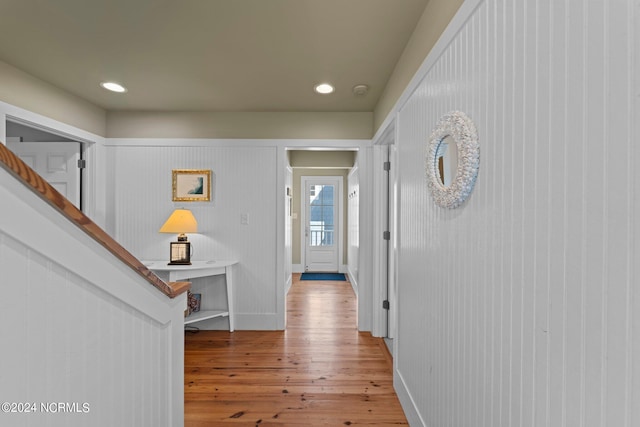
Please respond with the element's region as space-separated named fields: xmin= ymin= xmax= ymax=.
xmin=0 ymin=0 xmax=430 ymax=112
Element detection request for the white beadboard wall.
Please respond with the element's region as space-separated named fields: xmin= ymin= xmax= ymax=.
xmin=347 ymin=159 xmax=360 ymax=295
xmin=394 ymin=0 xmax=639 ymax=426
xmin=0 ymin=168 xmax=185 ymax=427
xmin=106 ymin=143 xmax=279 ymax=329
xmin=284 ymin=164 xmax=293 ymax=295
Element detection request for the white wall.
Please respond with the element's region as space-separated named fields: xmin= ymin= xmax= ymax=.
xmin=354 ymin=146 xmax=374 ymax=332
xmin=105 ymin=138 xmax=369 ymax=331
xmin=0 ymin=167 xmax=185 ymax=427
xmin=347 ymin=161 xmax=360 ymax=294
xmin=284 ymin=163 xmax=293 ymax=295
xmin=392 ymin=0 xmax=640 ymax=425
xmin=106 ymin=140 xmax=280 ymax=330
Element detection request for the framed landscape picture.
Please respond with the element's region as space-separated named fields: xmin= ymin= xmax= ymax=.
xmin=172 ymin=169 xmax=211 ymax=202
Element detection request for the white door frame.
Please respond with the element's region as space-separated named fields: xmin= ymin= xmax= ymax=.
xmin=371 ymin=124 xmax=397 ymax=339
xmin=1 ymin=102 xmax=106 ymax=228
xmin=300 ymin=175 xmax=344 ymax=273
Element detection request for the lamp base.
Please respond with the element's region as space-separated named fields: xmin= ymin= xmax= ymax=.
xmin=168 ymin=241 xmax=191 ymax=265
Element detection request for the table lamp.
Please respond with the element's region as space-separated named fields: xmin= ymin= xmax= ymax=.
xmin=159 ymin=208 xmax=198 ymax=265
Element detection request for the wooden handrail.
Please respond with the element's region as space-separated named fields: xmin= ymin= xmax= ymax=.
xmin=0 ymin=142 xmax=189 ymax=299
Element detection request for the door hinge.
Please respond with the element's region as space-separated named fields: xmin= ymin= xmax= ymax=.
xmin=383 ymin=231 xmax=390 ymax=241
xmin=383 ymin=161 xmax=391 ymax=171
xmin=383 ymin=300 xmax=390 ymax=310
xmin=77 ymin=159 xmax=86 ymax=169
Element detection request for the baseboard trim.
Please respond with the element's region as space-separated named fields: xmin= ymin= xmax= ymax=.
xmin=394 ymin=367 xmax=426 ymax=426
xmin=346 ymin=269 xmax=358 ymax=297
xmin=285 ymin=273 xmax=293 ymax=295
xmin=185 ymin=313 xmax=281 ymax=331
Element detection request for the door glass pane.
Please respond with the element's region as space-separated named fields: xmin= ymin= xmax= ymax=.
xmin=321 ymin=206 xmax=334 ymax=225
xmin=309 ymin=184 xmax=335 ymax=247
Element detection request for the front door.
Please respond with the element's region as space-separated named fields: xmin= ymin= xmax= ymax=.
xmin=303 ymin=177 xmax=341 ymax=272
xmin=7 ymin=141 xmax=81 ymax=209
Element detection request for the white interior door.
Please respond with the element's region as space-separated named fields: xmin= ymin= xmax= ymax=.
xmin=7 ymin=141 xmax=81 ymax=208
xmin=303 ymin=177 xmax=341 ymax=272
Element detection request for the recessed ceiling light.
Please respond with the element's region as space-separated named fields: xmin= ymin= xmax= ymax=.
xmin=314 ymin=83 xmax=334 ymax=94
xmin=100 ymin=81 xmax=127 ymax=93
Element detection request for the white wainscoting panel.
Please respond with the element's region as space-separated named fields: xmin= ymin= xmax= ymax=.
xmin=394 ymin=0 xmax=639 ymax=426
xmin=0 ymin=167 xmax=184 ymax=427
xmin=108 ymin=144 xmax=279 ymax=329
xmin=347 ymin=161 xmax=360 ymax=295
xmin=284 ymin=165 xmax=293 ymax=295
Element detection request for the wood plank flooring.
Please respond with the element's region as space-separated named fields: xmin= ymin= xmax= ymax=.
xmin=184 ymin=274 xmax=408 ymax=426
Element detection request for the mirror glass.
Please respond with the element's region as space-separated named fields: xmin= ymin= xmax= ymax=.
xmin=434 ymin=135 xmax=458 ymax=187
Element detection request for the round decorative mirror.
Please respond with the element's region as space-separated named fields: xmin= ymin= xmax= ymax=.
xmin=425 ymin=111 xmax=479 ymax=209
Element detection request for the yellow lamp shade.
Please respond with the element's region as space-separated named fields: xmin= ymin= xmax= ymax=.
xmin=159 ymin=209 xmax=197 ymax=265
xmin=159 ymin=209 xmax=198 ymax=235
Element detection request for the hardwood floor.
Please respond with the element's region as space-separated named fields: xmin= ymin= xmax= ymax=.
xmin=184 ymin=274 xmax=408 ymax=426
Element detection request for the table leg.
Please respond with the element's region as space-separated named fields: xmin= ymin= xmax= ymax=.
xmin=225 ymin=266 xmax=235 ymax=332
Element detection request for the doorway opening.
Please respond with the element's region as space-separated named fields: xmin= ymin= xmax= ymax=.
xmin=286 ymin=149 xmax=356 ymax=277
xmin=5 ymin=120 xmax=84 ymax=210
xmin=301 ymin=176 xmax=343 ymax=272
xmin=284 ymin=148 xmax=359 ymax=331
xmin=372 ymin=134 xmax=397 ymax=349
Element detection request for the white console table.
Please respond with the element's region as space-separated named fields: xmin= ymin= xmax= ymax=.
xmin=143 ymin=260 xmax=238 ymax=331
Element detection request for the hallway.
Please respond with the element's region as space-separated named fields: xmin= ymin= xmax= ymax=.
xmin=184 ymin=274 xmax=408 ymax=426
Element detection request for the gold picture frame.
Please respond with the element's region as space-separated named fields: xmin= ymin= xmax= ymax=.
xmin=172 ymin=169 xmax=211 ymax=202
